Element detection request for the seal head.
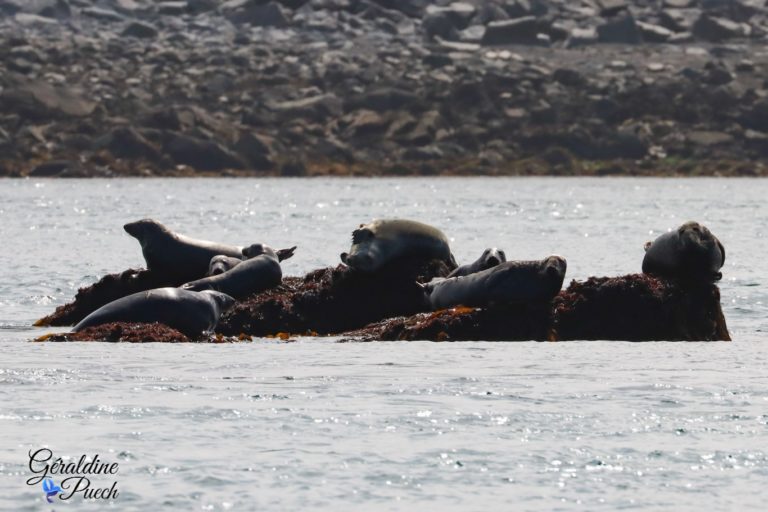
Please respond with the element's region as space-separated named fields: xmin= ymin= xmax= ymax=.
xmin=340 ymin=219 xmax=456 ymax=273
xmin=448 ymin=247 xmax=507 ymax=278
xmin=642 ymin=221 xmax=725 ymax=282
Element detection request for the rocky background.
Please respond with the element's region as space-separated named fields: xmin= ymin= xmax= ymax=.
xmin=1 ymin=0 xmax=767 ymax=177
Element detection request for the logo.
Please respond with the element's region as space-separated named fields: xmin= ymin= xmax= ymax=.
xmin=26 ymin=449 xmax=119 ymax=502
xmin=42 ymin=477 xmax=62 ymax=503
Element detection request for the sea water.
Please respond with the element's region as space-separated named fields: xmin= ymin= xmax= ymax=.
xmin=1 ymin=178 xmax=766 ymax=510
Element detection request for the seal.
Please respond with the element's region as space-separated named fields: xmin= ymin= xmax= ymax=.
xmin=208 ymin=255 xmax=243 ymax=276
xmin=422 ymin=255 xmax=567 ymax=310
xmin=447 ymin=247 xmax=507 ymax=278
xmin=642 ymin=221 xmax=725 ymax=282
xmin=182 ymin=252 xmax=283 ymax=300
xmin=340 ymin=219 xmax=456 ymax=273
xmin=124 ymin=219 xmax=246 ymax=282
xmin=73 ymin=287 xmax=235 ymax=336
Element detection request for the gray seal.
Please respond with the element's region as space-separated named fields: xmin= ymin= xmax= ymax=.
xmin=124 ymin=219 xmax=246 ymax=282
xmin=73 ymin=287 xmax=235 ymax=336
xmin=642 ymin=221 xmax=725 ymax=282
xmin=422 ymin=255 xmax=567 ymax=310
xmin=182 ymin=252 xmax=283 ymax=300
xmin=208 ymin=255 xmax=243 ymax=276
xmin=340 ymin=219 xmax=456 ymax=272
xmin=447 ymin=248 xmax=507 ymax=278
xmin=208 ymin=244 xmax=298 ymax=276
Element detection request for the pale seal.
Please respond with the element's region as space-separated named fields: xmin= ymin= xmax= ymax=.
xmin=208 ymin=255 xmax=243 ymax=276
xmin=124 ymin=219 xmax=246 ymax=282
xmin=642 ymin=221 xmax=725 ymax=282
xmin=182 ymin=252 xmax=283 ymax=300
xmin=422 ymin=255 xmax=567 ymax=310
xmin=447 ymin=247 xmax=507 ymax=278
xmin=340 ymin=219 xmax=456 ymax=273
xmin=73 ymin=287 xmax=235 ymax=336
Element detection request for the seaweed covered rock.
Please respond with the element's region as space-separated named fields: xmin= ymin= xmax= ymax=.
xmin=552 ymin=274 xmax=730 ymax=341
xmin=346 ymin=303 xmax=554 ymax=342
xmin=35 ymin=269 xmax=183 ymax=327
xmin=345 ymin=274 xmax=730 ymax=342
xmin=39 ymin=322 xmax=191 ymax=343
xmin=36 ymin=322 xmax=255 ymax=343
xmin=218 ymin=258 xmax=452 ymax=336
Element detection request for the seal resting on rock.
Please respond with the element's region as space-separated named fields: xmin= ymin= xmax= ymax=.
xmin=448 ymin=248 xmax=507 ymax=278
xmin=182 ymin=250 xmax=283 ymax=300
xmin=124 ymin=219 xmax=247 ymax=282
xmin=642 ymin=221 xmax=725 ymax=282
xmin=73 ymin=288 xmax=235 ymax=337
xmin=421 ymin=255 xmax=567 ymax=310
xmin=208 ymin=255 xmax=243 ymax=276
xmin=340 ymin=219 xmax=456 ymax=273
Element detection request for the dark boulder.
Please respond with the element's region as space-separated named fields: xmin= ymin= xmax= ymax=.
xmin=164 ymin=133 xmax=246 ymax=171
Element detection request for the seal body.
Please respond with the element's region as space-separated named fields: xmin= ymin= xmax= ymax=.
xmin=73 ymin=288 xmax=235 ymax=336
xmin=423 ymin=255 xmax=567 ymax=310
xmin=448 ymin=248 xmax=507 ymax=278
xmin=124 ymin=219 xmax=245 ymax=282
xmin=182 ymin=253 xmax=283 ymax=300
xmin=340 ymin=219 xmax=456 ymax=273
xmin=642 ymin=221 xmax=725 ymax=282
xmin=208 ymin=255 xmax=244 ymax=276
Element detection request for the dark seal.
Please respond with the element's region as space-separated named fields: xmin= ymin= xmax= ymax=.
xmin=73 ymin=288 xmax=235 ymax=336
xmin=182 ymin=252 xmax=283 ymax=300
xmin=124 ymin=219 xmax=245 ymax=282
xmin=422 ymin=255 xmax=567 ymax=310
xmin=447 ymin=247 xmax=507 ymax=278
xmin=642 ymin=221 xmax=725 ymax=282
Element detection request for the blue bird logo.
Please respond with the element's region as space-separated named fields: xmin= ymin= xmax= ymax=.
xmin=42 ymin=477 xmax=62 ymax=503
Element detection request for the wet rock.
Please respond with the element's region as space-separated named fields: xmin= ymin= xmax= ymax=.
xmin=233 ymin=131 xmax=276 ymax=171
xmin=95 ymin=126 xmax=163 ymax=162
xmin=344 ymin=87 xmax=418 ymax=113
xmin=687 ymin=130 xmax=733 ymax=146
xmin=423 ymin=11 xmax=460 ymax=41
xmin=637 ymin=21 xmax=674 ymax=42
xmin=596 ymin=0 xmax=628 ymax=17
xmin=565 ymin=27 xmax=598 ymax=47
xmin=82 ymin=7 xmax=124 ymax=22
xmin=164 ymin=133 xmax=246 ymax=171
xmin=597 ymin=13 xmax=641 ymax=44
xmin=692 ymin=14 xmax=748 ymax=41
xmin=552 ymin=68 xmax=586 ymax=88
xmin=425 ymin=2 xmax=476 ymax=30
xmin=223 ymin=0 xmax=289 ymax=27
xmin=0 ymin=79 xmax=97 ymax=120
xmin=481 ymin=16 xmax=547 ymax=46
xmin=29 ymin=160 xmax=79 ymax=177
xmin=157 ymin=1 xmax=188 ymax=15
xmin=122 ymin=21 xmax=158 ymax=39
xmin=37 ymin=0 xmax=70 ymax=19
xmin=271 ymin=94 xmax=342 ymax=122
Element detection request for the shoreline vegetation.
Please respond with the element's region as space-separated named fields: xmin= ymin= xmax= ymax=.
xmin=1 ymin=157 xmax=765 ymax=178
xmin=2 ymin=1 xmax=768 ymax=178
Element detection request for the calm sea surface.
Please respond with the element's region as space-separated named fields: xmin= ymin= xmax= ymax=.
xmin=1 ymin=178 xmax=767 ymax=511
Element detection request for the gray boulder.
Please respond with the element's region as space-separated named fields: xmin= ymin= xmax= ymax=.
xmin=481 ymin=16 xmax=546 ymax=46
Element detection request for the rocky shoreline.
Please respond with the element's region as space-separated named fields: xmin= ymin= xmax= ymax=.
xmin=1 ymin=0 xmax=767 ymax=177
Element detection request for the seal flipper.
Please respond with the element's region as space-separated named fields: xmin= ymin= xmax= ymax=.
xmin=276 ymin=246 xmax=297 ymax=262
